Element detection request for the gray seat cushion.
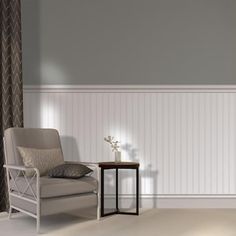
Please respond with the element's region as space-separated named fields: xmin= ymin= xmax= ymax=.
xmin=10 ymin=176 xmax=97 ymax=198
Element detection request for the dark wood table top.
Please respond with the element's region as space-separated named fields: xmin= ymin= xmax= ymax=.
xmin=98 ymin=161 xmax=139 ymax=168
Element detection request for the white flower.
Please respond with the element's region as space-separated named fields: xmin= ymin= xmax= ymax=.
xmin=104 ymin=136 xmax=120 ymax=152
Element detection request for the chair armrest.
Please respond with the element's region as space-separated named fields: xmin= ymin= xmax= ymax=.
xmin=4 ymin=164 xmax=40 ymax=174
xmin=4 ymin=164 xmax=40 ymax=201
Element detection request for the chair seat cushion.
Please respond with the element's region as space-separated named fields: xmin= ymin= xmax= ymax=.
xmin=10 ymin=176 xmax=97 ymax=198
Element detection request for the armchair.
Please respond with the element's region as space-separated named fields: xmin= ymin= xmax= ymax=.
xmin=3 ymin=128 xmax=100 ymax=233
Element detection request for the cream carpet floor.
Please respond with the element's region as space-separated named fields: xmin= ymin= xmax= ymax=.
xmin=1 ymin=209 xmax=236 ymax=236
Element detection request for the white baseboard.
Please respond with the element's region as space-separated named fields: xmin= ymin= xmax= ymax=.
xmin=104 ymin=195 xmax=236 ymax=208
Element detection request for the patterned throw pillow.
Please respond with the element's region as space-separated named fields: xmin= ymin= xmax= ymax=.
xmin=48 ymin=163 xmax=93 ymax=179
xmin=17 ymin=147 xmax=64 ymax=176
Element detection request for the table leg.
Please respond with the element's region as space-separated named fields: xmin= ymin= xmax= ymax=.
xmin=101 ymin=168 xmax=104 ymax=217
xmin=100 ymin=166 xmax=139 ymax=217
xmin=116 ymin=168 xmax=119 ymax=212
xmin=136 ymin=167 xmax=139 ymax=215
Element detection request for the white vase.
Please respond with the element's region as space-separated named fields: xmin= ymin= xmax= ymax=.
xmin=115 ymin=151 xmax=121 ymax=162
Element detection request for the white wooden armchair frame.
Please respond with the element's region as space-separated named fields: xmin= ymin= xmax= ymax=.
xmin=3 ymin=138 xmax=100 ymax=234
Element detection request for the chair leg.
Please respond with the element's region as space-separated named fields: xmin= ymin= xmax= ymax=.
xmin=36 ymin=215 xmax=40 ymax=234
xmin=8 ymin=206 xmax=12 ymax=219
xmin=97 ymin=202 xmax=100 ymax=220
xmin=96 ymin=188 xmax=100 ymax=220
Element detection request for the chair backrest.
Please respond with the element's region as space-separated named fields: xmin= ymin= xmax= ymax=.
xmin=4 ymin=128 xmax=63 ymax=166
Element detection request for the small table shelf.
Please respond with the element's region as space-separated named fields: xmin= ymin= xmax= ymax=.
xmin=98 ymin=162 xmax=140 ymax=217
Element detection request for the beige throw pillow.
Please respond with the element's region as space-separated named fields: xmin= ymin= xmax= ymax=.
xmin=17 ymin=147 xmax=64 ymax=176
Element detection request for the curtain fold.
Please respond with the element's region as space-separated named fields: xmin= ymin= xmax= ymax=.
xmin=0 ymin=0 xmax=23 ymax=212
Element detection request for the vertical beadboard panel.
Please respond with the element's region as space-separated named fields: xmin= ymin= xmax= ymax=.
xmin=23 ymin=87 xmax=236 ymax=196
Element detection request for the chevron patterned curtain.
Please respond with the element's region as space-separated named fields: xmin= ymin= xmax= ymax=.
xmin=0 ymin=0 xmax=23 ymax=212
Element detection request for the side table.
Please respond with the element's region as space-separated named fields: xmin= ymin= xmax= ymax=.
xmin=98 ymin=161 xmax=139 ymax=217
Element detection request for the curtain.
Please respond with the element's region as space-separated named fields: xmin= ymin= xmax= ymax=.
xmin=0 ymin=0 xmax=23 ymax=212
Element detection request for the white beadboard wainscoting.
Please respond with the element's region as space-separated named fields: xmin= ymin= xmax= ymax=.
xmin=23 ymin=85 xmax=236 ymax=208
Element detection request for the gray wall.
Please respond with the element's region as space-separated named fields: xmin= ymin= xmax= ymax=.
xmin=22 ymin=0 xmax=236 ymax=85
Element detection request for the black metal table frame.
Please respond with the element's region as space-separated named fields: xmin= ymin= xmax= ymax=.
xmin=100 ymin=166 xmax=139 ymax=217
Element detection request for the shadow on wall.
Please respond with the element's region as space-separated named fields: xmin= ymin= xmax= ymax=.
xmin=104 ymin=143 xmax=159 ymax=209
xmin=60 ymin=136 xmax=81 ymax=162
